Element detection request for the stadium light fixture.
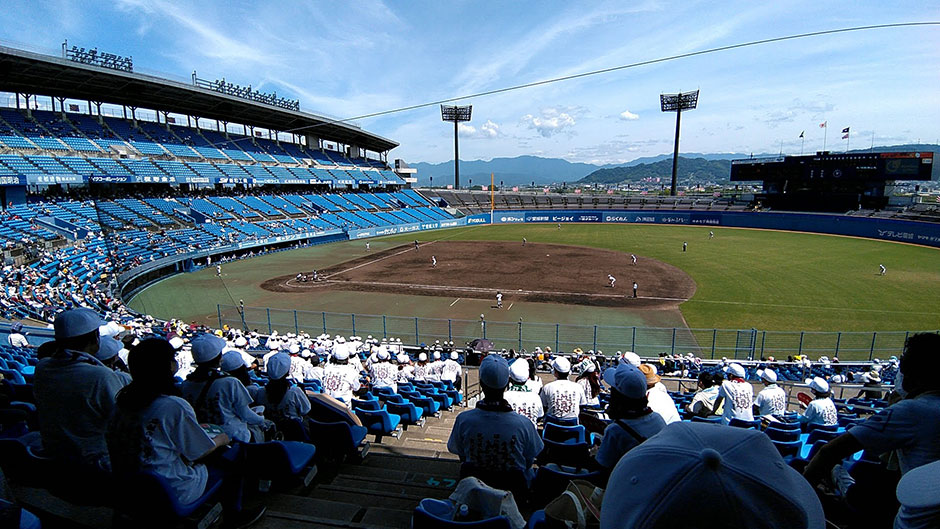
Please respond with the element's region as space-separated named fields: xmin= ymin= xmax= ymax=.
xmin=441 ymin=105 xmax=472 ymax=189
xmin=660 ymin=90 xmax=699 ymax=196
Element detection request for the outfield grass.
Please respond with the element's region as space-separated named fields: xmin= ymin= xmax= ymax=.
xmin=129 ymin=224 xmax=940 ymax=333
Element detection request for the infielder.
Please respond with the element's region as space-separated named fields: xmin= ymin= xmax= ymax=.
xmin=633 ymin=281 xmax=638 ymax=298
xmin=414 ymin=240 xmax=419 ymax=251
xmin=496 ymin=291 xmax=503 ymax=309
xmin=431 ymin=256 xmax=437 ymax=268
xmin=522 ymin=237 xmax=527 ymax=246
xmin=631 ymin=254 xmax=637 ymax=265
xmin=366 ymin=242 xmax=371 ymax=251
xmin=608 ymin=274 xmax=616 ymax=288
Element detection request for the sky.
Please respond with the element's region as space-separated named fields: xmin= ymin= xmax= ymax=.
xmin=0 ymin=1 xmax=937 ymax=165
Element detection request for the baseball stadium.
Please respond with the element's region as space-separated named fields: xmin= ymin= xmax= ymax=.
xmin=0 ymin=6 xmax=938 ymax=529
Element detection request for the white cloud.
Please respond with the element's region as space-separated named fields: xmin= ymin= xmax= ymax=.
xmin=619 ymin=110 xmax=639 ymax=121
xmin=457 ymin=120 xmax=502 ymax=139
xmin=521 ymin=108 xmax=577 ymax=137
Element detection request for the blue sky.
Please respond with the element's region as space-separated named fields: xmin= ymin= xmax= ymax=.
xmin=1 ymin=1 xmax=937 ymax=165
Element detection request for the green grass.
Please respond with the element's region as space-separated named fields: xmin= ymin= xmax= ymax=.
xmin=129 ymin=224 xmax=940 ymax=334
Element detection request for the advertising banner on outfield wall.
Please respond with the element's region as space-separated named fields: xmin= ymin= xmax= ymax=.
xmin=347 ymin=215 xmax=486 ymax=240
xmin=488 ymin=209 xmax=940 ymax=248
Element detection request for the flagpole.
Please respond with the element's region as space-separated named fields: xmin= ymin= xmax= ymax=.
xmin=823 ymin=121 xmax=828 ymax=152
xmin=801 ymin=136 xmax=804 ymax=156
xmin=846 ymin=131 xmax=850 ymax=153
xmin=870 ymin=131 xmax=874 ymax=152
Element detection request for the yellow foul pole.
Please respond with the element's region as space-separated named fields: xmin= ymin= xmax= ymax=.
xmin=490 ymin=172 xmax=495 ymax=211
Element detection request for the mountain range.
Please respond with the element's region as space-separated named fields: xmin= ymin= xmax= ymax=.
xmin=409 ymin=144 xmax=938 ymax=186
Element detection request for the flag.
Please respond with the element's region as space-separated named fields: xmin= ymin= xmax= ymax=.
xmin=799 ymin=131 xmax=804 ymax=138
xmin=842 ymin=134 xmax=849 ymax=139
xmin=841 ymin=127 xmax=850 ymax=134
xmin=819 ymin=121 xmax=827 ymax=128
xmin=166 ymin=116 xmax=175 ymax=124
xmin=68 ymin=104 xmax=79 ymax=112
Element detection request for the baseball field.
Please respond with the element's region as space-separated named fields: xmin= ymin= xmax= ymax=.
xmin=128 ymin=224 xmax=940 ymax=342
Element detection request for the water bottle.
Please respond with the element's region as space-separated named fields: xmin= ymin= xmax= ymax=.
xmin=455 ymin=503 xmax=470 ymax=521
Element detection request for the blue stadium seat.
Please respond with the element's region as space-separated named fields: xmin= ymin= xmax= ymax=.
xmin=245 ymin=440 xmax=318 ymax=488
xmin=354 ymin=407 xmax=402 ymax=439
xmin=386 ymin=401 xmax=424 ymax=427
xmin=412 ymin=498 xmax=511 ymax=529
xmin=306 ymin=418 xmax=370 ymax=462
xmin=112 ymin=470 xmax=224 ymax=527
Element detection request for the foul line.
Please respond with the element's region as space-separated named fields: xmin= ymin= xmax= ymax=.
xmin=507 ymin=303 xmax=514 ymax=311
xmin=450 ymin=298 xmax=461 ymax=306
xmin=308 ymin=279 xmax=674 ymax=301
xmin=323 ymin=242 xmax=439 ymax=279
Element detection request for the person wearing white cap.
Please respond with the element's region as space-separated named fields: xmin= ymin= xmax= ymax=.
xmin=798 ymin=377 xmax=838 ymax=427
xmin=440 ymin=351 xmax=463 ymax=390
xmin=396 ymin=353 xmax=415 ymax=383
xmin=504 ymin=359 xmax=543 ymax=426
xmin=596 ymin=363 xmax=666 ymax=470
xmin=369 ymin=349 xmax=397 ymax=393
xmin=540 ymin=356 xmax=587 ymax=421
xmin=601 ymin=422 xmax=825 ymax=529
xmin=711 ymin=362 xmax=754 ymax=424
xmin=427 ymin=350 xmax=444 ymax=383
xmin=806 ymin=333 xmax=940 ymax=527
xmin=621 ymin=351 xmax=642 ymax=367
xmin=447 ymin=355 xmax=543 ymax=480
xmin=34 ymin=308 xmax=123 ymax=469
xmin=181 ymin=334 xmax=266 ymax=443
xmin=255 ymin=353 xmax=311 ymax=423
xmin=321 ymin=346 xmax=362 ymax=406
xmin=413 ymin=351 xmax=430 ymax=382
xmin=753 ymin=368 xmax=787 ymax=417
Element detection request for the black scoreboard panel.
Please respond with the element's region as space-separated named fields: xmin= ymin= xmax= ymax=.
xmin=731 ymin=152 xmax=934 ymax=182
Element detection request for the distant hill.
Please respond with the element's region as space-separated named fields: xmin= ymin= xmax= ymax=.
xmin=410 ymin=156 xmax=600 ymax=186
xmin=409 ymin=145 xmax=938 ymax=187
xmin=579 ymin=157 xmax=733 ymax=184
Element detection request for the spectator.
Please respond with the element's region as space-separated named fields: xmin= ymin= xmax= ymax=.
xmin=6 ymin=322 xmax=29 ymax=348
xmin=596 ymin=363 xmax=665 ymax=470
xmin=805 ymin=333 xmax=940 ymax=484
xmin=107 ymin=338 xmax=265 ymax=527
xmin=798 ymin=377 xmax=838 ymax=427
xmin=575 ymin=359 xmax=601 ymax=407
xmin=754 ymin=368 xmax=787 ymax=417
xmin=220 ymin=350 xmax=261 ymax=401
xmin=712 ymin=363 xmax=754 ymax=424
xmin=254 ymin=353 xmax=310 ymax=424
xmin=447 ymin=355 xmax=543 ymax=480
xmin=320 ymin=346 xmax=361 ymax=405
xmin=540 ymin=356 xmax=587 ymax=421
xmin=856 ymin=370 xmax=884 ymax=400
xmin=181 ymin=334 xmax=266 ymax=443
xmin=95 ymin=335 xmax=132 ymax=387
xmin=686 ymin=371 xmax=719 ymax=417
xmin=503 ymin=359 xmax=543 ymax=426
xmin=368 ymin=349 xmax=397 ymax=393
xmin=640 ymin=364 xmax=680 ymax=424
xmin=34 ymin=308 xmax=123 ymax=469
xmin=601 ymin=422 xmax=825 ymax=529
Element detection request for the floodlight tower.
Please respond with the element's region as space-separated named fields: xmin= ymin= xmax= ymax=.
xmin=660 ymin=90 xmax=699 ymax=196
xmin=441 ymin=104 xmax=472 ymax=189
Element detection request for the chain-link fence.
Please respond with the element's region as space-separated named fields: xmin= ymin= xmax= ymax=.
xmin=219 ymin=305 xmax=931 ymax=361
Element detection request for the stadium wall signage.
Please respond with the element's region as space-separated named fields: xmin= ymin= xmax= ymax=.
xmin=487 ymin=209 xmax=940 ymax=248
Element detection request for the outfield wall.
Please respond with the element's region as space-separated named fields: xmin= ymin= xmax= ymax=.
xmin=484 ymin=210 xmax=940 ymax=248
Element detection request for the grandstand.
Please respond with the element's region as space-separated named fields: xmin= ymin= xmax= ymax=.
xmin=0 ymin=41 xmax=933 ymax=529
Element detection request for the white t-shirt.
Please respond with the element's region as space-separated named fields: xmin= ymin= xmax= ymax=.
xmin=718 ymin=380 xmax=754 ymax=423
xmin=321 ymin=364 xmax=362 ymax=404
xmin=755 ymin=385 xmax=788 ymax=416
xmin=646 ymin=384 xmax=681 ymax=424
xmin=687 ymin=386 xmax=719 ymax=416
xmin=107 ymin=395 xmax=215 ymax=504
xmin=427 ymin=360 xmax=444 ymax=382
xmin=412 ymin=363 xmax=430 ymax=382
xmin=800 ymin=398 xmax=838 ymax=427
xmin=397 ymin=365 xmax=414 ymax=383
xmin=181 ymin=375 xmax=265 ymax=443
xmin=440 ymin=359 xmax=462 ymax=383
xmin=369 ymin=362 xmax=397 ymax=391
xmin=848 ymin=393 xmax=940 ymax=475
xmin=7 ymin=332 xmax=29 ymax=348
xmin=540 ymin=379 xmax=587 ymax=420
xmin=254 ymin=385 xmax=311 ymax=423
xmin=504 ymin=384 xmax=544 ymax=426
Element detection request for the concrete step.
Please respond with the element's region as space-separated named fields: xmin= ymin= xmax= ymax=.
xmin=352 ymin=453 xmax=460 ymax=474
xmin=261 ymin=492 xmax=417 ymax=529
xmin=329 ymin=474 xmax=453 ymax=499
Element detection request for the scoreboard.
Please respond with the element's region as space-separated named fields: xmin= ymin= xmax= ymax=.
xmin=731 ymin=152 xmax=934 ymax=182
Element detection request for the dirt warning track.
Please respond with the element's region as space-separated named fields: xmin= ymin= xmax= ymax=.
xmin=260 ymin=241 xmax=696 ymax=309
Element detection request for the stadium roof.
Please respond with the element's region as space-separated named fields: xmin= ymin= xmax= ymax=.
xmin=0 ymin=45 xmax=398 ymax=153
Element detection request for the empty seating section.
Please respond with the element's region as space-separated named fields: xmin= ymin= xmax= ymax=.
xmin=88 ymin=158 xmax=133 ymax=177
xmin=190 ymin=199 xmax=234 ymax=220
xmin=116 ymin=199 xmax=173 ymax=225
xmin=129 ymin=141 xmax=167 ymax=156
xmin=304 ymin=194 xmax=341 ymax=212
xmin=238 ymin=196 xmax=280 ymax=216
xmin=0 ymin=155 xmax=44 ymax=176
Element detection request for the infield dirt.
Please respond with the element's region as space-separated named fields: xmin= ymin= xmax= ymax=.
xmin=261 ymin=241 xmax=696 ymax=309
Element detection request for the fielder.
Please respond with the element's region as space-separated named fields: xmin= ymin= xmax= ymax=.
xmin=431 ymin=256 xmax=437 ymax=268
xmin=414 ymin=240 xmax=420 ymax=251
xmin=631 ymin=254 xmax=637 ymax=265
xmin=522 ymin=237 xmax=527 ymax=246
xmin=496 ymin=291 xmax=503 ymax=309
xmin=633 ymin=281 xmax=638 ymax=298
xmin=683 ymin=241 xmax=688 ymax=252
xmin=709 ymin=231 xmax=714 ymax=239
xmin=608 ymin=274 xmax=616 ymax=288
xmin=216 ymin=264 xmax=222 ymax=277
xmin=366 ymin=242 xmax=370 ymax=251
xmin=879 ymin=264 xmax=886 ymax=276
